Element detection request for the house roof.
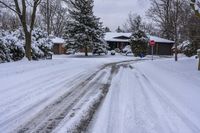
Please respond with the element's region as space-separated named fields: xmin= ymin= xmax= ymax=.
xmin=52 ymin=37 xmax=65 ymax=44
xmin=149 ymin=36 xmax=175 ymax=44
xmin=105 ymin=32 xmax=131 ymax=43
xmin=104 ymin=32 xmax=175 ymax=44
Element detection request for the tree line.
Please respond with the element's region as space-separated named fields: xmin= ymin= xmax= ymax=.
xmin=115 ymin=0 xmax=200 ymax=58
xmin=0 ymin=0 xmax=199 ymax=60
xmin=0 ymin=0 xmax=105 ymax=59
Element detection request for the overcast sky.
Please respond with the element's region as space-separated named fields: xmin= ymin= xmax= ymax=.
xmin=93 ymin=0 xmax=151 ymax=31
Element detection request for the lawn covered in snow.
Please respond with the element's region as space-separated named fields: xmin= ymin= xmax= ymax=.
xmin=89 ymin=57 xmax=200 ymax=133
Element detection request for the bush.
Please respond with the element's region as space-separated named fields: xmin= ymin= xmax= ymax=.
xmin=179 ymin=40 xmax=200 ymax=57
xmin=0 ymin=28 xmax=53 ymax=63
xmin=32 ymin=29 xmax=53 ymax=60
xmin=183 ymin=44 xmax=197 ymax=57
xmin=0 ymin=33 xmax=24 ymax=62
xmin=0 ymin=39 xmax=10 ymax=62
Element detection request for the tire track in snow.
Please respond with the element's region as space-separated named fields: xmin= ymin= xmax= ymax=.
xmin=135 ymin=70 xmax=200 ymax=133
xmin=128 ymin=70 xmax=163 ymax=133
xmin=88 ymin=61 xmax=200 ymax=133
xmin=87 ymin=63 xmax=140 ymax=133
xmin=14 ymin=61 xmax=129 ymax=133
xmin=0 ymin=71 xmax=90 ymax=130
xmin=15 ymin=71 xmax=107 ymax=133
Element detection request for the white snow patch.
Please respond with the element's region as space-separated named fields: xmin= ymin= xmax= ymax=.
xmin=52 ymin=37 xmax=65 ymax=44
xmin=89 ymin=57 xmax=200 ymax=133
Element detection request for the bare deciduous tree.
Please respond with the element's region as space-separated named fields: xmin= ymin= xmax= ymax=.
xmin=0 ymin=0 xmax=42 ymax=60
xmin=147 ymin=0 xmax=184 ymax=61
xmin=39 ymin=0 xmax=68 ymax=37
xmin=0 ymin=10 xmax=20 ymax=30
xmin=123 ymin=13 xmax=157 ymax=36
xmin=123 ymin=13 xmax=143 ymax=32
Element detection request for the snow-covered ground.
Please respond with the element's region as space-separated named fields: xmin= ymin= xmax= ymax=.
xmin=1 ymin=54 xmax=200 ymax=133
xmin=0 ymin=54 xmax=135 ymax=132
xmin=89 ymin=57 xmax=200 ymax=133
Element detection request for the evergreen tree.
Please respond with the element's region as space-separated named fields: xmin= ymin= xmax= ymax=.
xmin=130 ymin=30 xmax=149 ymax=57
xmin=104 ymin=27 xmax=111 ymax=32
xmin=65 ymin=0 xmax=104 ymax=56
xmin=116 ymin=26 xmax=123 ymax=33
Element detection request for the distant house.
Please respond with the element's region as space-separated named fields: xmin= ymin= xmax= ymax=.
xmin=52 ymin=37 xmax=66 ymax=55
xmin=105 ymin=32 xmax=175 ymax=55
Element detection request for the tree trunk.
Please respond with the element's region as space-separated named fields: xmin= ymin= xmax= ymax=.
xmin=174 ymin=0 xmax=179 ymax=62
xmin=175 ymin=42 xmax=178 ymax=61
xmin=47 ymin=0 xmax=50 ymax=35
xmin=25 ymin=32 xmax=32 ymax=60
xmin=175 ymin=34 xmax=178 ymax=61
xmin=85 ymin=46 xmax=88 ymax=56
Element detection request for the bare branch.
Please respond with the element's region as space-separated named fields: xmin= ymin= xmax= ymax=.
xmin=0 ymin=1 xmax=21 ymax=15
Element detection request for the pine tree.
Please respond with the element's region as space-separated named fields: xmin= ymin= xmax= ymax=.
xmin=116 ymin=26 xmax=123 ymax=33
xmin=104 ymin=27 xmax=111 ymax=32
xmin=130 ymin=30 xmax=149 ymax=57
xmin=65 ymin=0 xmax=104 ymax=56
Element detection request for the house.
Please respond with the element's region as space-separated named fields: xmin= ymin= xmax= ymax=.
xmin=105 ymin=32 xmax=175 ymax=55
xmin=52 ymin=37 xmax=66 ymax=55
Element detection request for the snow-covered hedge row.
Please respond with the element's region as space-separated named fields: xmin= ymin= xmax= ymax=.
xmin=0 ymin=28 xmax=53 ymax=63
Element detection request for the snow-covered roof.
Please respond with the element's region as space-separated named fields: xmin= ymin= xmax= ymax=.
xmin=149 ymin=36 xmax=174 ymax=43
xmin=104 ymin=32 xmax=175 ymax=44
xmin=52 ymin=37 xmax=65 ymax=44
xmin=105 ymin=32 xmax=131 ymax=43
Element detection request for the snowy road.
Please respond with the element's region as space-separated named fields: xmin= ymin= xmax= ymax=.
xmin=1 ymin=55 xmax=200 ymax=133
xmin=0 ymin=55 xmax=136 ymax=133
xmin=89 ymin=59 xmax=200 ymax=133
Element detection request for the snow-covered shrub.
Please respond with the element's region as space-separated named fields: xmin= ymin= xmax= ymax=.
xmin=0 ymin=38 xmax=10 ymax=62
xmin=31 ymin=28 xmax=53 ymax=60
xmin=178 ymin=40 xmax=190 ymax=52
xmin=0 ymin=28 xmax=53 ymax=63
xmin=122 ymin=45 xmax=132 ymax=55
xmin=0 ymin=31 xmax=24 ymax=62
xmin=184 ymin=45 xmax=197 ymax=57
xmin=4 ymin=35 xmax=24 ymax=61
xmin=178 ymin=40 xmax=199 ymax=57
xmin=114 ymin=48 xmax=121 ymax=53
xmin=130 ymin=30 xmax=149 ymax=57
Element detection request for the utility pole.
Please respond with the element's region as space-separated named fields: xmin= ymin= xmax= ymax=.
xmin=198 ymin=50 xmax=200 ymax=71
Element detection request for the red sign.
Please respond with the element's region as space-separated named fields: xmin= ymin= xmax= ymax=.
xmin=149 ymin=40 xmax=156 ymax=46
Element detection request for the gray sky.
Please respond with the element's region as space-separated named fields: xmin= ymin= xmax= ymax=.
xmin=93 ymin=0 xmax=151 ymax=31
